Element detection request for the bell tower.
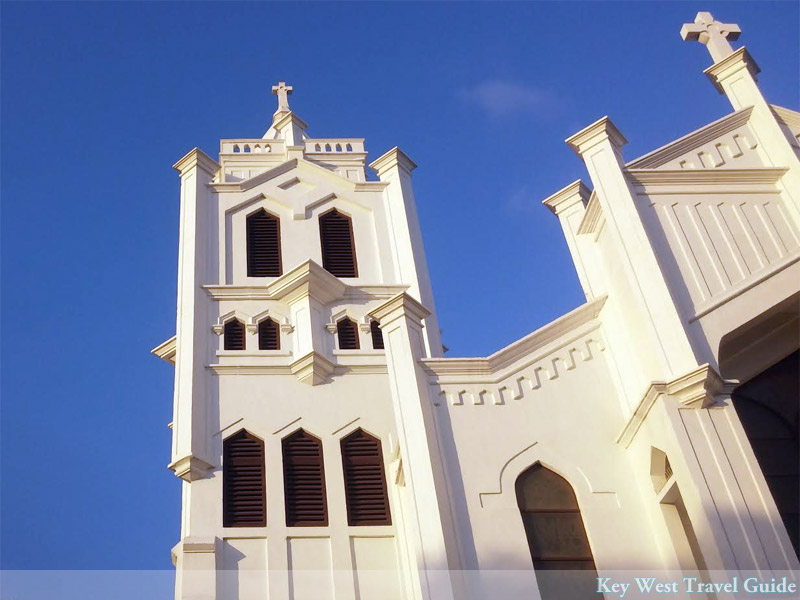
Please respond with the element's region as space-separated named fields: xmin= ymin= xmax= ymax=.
xmin=153 ymin=83 xmax=460 ymax=600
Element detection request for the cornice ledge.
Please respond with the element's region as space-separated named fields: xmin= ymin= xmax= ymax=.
xmin=290 ymin=351 xmax=336 ymax=385
xmin=180 ymin=536 xmax=217 ymax=554
xmin=353 ymin=181 xmax=390 ymax=192
xmin=168 ymin=454 xmax=214 ymax=482
xmin=272 ymin=110 xmax=309 ymax=132
xmin=771 ymin=105 xmax=800 ymax=127
xmin=423 ymin=295 xmax=607 ymax=376
xmin=617 ymin=364 xmax=739 ymax=448
xmin=369 ymin=293 xmax=430 ymax=328
xmin=627 ymin=167 xmax=787 ymax=186
xmin=173 ymin=148 xmax=220 ymax=176
xmin=209 ymin=159 xmax=298 ymax=192
xmin=566 ymin=116 xmax=628 ymax=156
xmin=626 ymin=107 xmax=754 ymax=169
xmin=576 ymin=190 xmax=603 ymax=236
xmin=542 ymin=180 xmax=591 ymax=215
xmin=266 ymin=259 xmax=346 ymax=304
xmin=704 ymin=47 xmax=761 ymax=94
xmin=151 ymin=335 xmax=177 ymax=365
xmin=369 ymin=147 xmax=417 ymax=178
xmin=666 ymin=363 xmax=738 ymax=408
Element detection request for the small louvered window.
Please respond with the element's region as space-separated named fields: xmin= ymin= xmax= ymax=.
xmin=223 ymin=430 xmax=266 ymax=527
xmin=247 ymin=209 xmax=282 ymax=277
xmin=283 ymin=430 xmax=328 ymax=526
xmin=370 ymin=320 xmax=384 ymax=350
xmin=224 ymin=319 xmax=245 ymax=350
xmin=337 ymin=318 xmax=360 ymax=350
xmin=341 ymin=430 xmax=391 ymax=526
xmin=258 ymin=318 xmax=280 ymax=350
xmin=319 ymin=209 xmax=357 ymax=277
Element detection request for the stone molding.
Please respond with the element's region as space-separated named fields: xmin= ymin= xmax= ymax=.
xmin=369 ymin=292 xmax=430 ymax=328
xmin=369 ymin=146 xmax=417 ymax=177
xmin=566 ymin=116 xmax=628 ymax=156
xmin=704 ymin=47 xmax=761 ymax=94
xmin=168 ymin=454 xmax=214 ymax=482
xmin=542 ymin=179 xmax=590 ymax=215
xmin=626 ymin=107 xmax=754 ymax=168
xmin=617 ymin=364 xmax=739 ymax=448
xmin=173 ymin=147 xmax=220 ymax=176
xmin=151 ymin=335 xmax=176 ymax=365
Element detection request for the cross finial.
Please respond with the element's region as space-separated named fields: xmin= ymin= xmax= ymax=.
xmin=680 ymin=12 xmax=741 ymax=63
xmin=271 ymin=81 xmax=293 ymax=115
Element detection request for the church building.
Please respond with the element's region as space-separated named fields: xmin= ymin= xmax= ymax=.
xmin=153 ymin=12 xmax=800 ymax=599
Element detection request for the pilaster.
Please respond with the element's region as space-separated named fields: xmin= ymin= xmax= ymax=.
xmin=369 ymin=293 xmax=458 ymax=600
xmin=619 ymin=364 xmax=800 ymax=572
xmin=170 ymin=148 xmax=220 ymax=482
xmin=704 ymin=47 xmax=800 ymax=223
xmin=371 ymin=148 xmax=444 ymax=357
xmin=542 ymin=180 xmax=596 ymax=298
xmin=566 ymin=118 xmax=698 ymax=401
xmin=172 ymin=537 xmax=217 ymax=600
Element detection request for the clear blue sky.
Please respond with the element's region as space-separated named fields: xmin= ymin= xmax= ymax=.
xmin=2 ymin=1 xmax=797 ymax=572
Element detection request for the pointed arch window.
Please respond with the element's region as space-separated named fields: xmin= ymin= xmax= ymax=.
xmin=337 ymin=318 xmax=360 ymax=350
xmin=224 ymin=319 xmax=246 ymax=350
xmin=370 ymin=320 xmax=384 ymax=350
xmin=516 ymin=464 xmax=598 ymax=599
xmin=247 ymin=209 xmax=282 ymax=277
xmin=282 ymin=430 xmax=328 ymax=526
xmin=733 ymin=350 xmax=799 ymax=558
xmin=319 ymin=209 xmax=357 ymax=277
xmin=341 ymin=429 xmax=391 ymax=525
xmin=223 ymin=430 xmax=266 ymax=527
xmin=258 ymin=318 xmax=280 ymax=350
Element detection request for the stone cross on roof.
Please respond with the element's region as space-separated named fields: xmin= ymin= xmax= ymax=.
xmin=272 ymin=81 xmax=293 ymax=115
xmin=680 ymin=12 xmax=741 ymax=63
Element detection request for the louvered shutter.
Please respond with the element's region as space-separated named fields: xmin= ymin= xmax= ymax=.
xmin=223 ymin=430 xmax=266 ymax=527
xmin=370 ymin=320 xmax=384 ymax=350
xmin=258 ymin=318 xmax=280 ymax=350
xmin=319 ymin=210 xmax=358 ymax=277
xmin=341 ymin=430 xmax=391 ymax=526
xmin=283 ymin=430 xmax=328 ymax=526
xmin=224 ymin=319 xmax=245 ymax=350
xmin=337 ymin=318 xmax=360 ymax=350
xmin=247 ymin=210 xmax=282 ymax=277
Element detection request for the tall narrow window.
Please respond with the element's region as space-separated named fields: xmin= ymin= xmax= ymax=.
xmin=516 ymin=464 xmax=598 ymax=600
xmin=282 ymin=430 xmax=328 ymax=526
xmin=341 ymin=429 xmax=391 ymax=525
xmin=258 ymin=318 xmax=280 ymax=350
xmin=337 ymin=318 xmax=360 ymax=350
xmin=224 ymin=319 xmax=245 ymax=350
xmin=247 ymin=209 xmax=282 ymax=277
xmin=319 ymin=209 xmax=357 ymax=277
xmin=370 ymin=320 xmax=384 ymax=350
xmin=223 ymin=430 xmax=266 ymax=527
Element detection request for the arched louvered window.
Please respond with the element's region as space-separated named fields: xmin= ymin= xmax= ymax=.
xmin=223 ymin=430 xmax=266 ymax=527
xmin=224 ymin=319 xmax=245 ymax=350
xmin=341 ymin=429 xmax=391 ymax=525
xmin=370 ymin=320 xmax=384 ymax=350
xmin=516 ymin=464 xmax=598 ymax=599
xmin=247 ymin=209 xmax=282 ymax=277
xmin=337 ymin=318 xmax=360 ymax=350
xmin=282 ymin=430 xmax=328 ymax=526
xmin=258 ymin=318 xmax=280 ymax=350
xmin=319 ymin=209 xmax=357 ymax=277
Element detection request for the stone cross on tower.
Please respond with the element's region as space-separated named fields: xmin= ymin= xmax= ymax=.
xmin=680 ymin=12 xmax=741 ymax=63
xmin=272 ymin=81 xmax=293 ymax=115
